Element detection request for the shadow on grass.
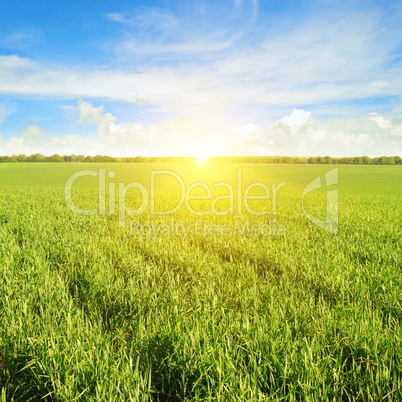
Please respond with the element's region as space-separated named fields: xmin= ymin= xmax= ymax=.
xmin=1 ymin=347 xmax=53 ymax=401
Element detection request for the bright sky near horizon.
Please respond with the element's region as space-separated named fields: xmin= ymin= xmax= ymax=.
xmin=1 ymin=0 xmax=402 ymax=157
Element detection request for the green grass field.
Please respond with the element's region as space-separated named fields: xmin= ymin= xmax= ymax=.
xmin=0 ymin=163 xmax=401 ymax=400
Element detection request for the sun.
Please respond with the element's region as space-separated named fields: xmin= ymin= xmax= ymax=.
xmin=194 ymin=142 xmax=217 ymax=163
xmin=195 ymin=146 xmax=212 ymax=163
xmin=197 ymin=153 xmax=209 ymax=163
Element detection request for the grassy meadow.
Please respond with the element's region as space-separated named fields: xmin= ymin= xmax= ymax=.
xmin=0 ymin=162 xmax=401 ymax=400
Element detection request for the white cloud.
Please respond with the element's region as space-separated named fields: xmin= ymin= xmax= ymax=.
xmin=1 ymin=103 xmax=401 ymax=157
xmin=0 ymin=101 xmax=17 ymax=124
xmin=107 ymin=1 xmax=257 ymax=58
xmin=264 ymin=109 xmax=402 ymax=157
xmin=0 ymin=28 xmax=42 ymax=50
xmin=2 ymin=124 xmax=88 ymax=155
xmin=107 ymin=9 xmax=177 ymax=31
xmin=278 ymin=109 xmax=312 ymax=130
xmin=1 ymin=10 xmax=402 ymax=115
xmin=0 ymin=2 xmax=402 ymax=122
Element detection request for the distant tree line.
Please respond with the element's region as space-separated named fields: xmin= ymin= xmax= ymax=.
xmin=306 ymin=155 xmax=401 ymax=165
xmin=0 ymin=154 xmax=401 ymax=165
xmin=210 ymin=156 xmax=402 ymax=165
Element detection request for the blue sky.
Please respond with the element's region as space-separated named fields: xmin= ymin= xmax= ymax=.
xmin=1 ymin=0 xmax=402 ymax=156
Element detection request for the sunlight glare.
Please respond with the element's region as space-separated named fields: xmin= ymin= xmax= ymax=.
xmin=197 ymin=154 xmax=209 ymax=163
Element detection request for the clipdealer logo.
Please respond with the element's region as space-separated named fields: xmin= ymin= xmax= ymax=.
xmin=302 ymin=168 xmax=338 ymax=234
xmin=65 ymin=167 xmax=339 ymax=234
xmin=64 ymin=168 xmax=286 ymax=227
